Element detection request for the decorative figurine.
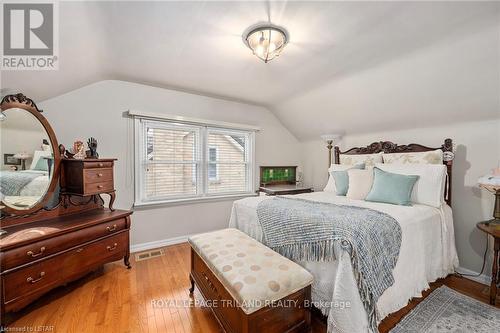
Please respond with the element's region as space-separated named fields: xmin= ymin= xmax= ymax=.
xmin=72 ymin=140 xmax=86 ymax=159
xmin=86 ymin=137 xmax=99 ymax=158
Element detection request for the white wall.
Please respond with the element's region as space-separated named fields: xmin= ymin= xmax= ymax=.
xmin=39 ymin=80 xmax=301 ymax=247
xmin=273 ymin=18 xmax=499 ymax=140
xmin=301 ymin=118 xmax=500 ymax=274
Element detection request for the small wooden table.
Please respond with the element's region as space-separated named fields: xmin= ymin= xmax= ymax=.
xmin=477 ymin=220 xmax=500 ymax=305
xmin=259 ymin=184 xmax=313 ymax=196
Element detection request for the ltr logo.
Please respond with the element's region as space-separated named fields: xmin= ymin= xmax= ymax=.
xmin=2 ymin=2 xmax=58 ymax=70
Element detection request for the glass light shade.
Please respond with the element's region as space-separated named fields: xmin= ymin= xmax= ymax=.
xmin=245 ymin=26 xmax=288 ymax=63
xmin=321 ymin=134 xmax=342 ymax=142
xmin=13 ymin=152 xmax=31 ymax=160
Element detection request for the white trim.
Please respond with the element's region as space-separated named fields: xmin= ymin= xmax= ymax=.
xmin=133 ymin=193 xmax=258 ymax=209
xmin=126 ymin=109 xmax=261 ymax=132
xmin=456 ymin=266 xmax=490 ymax=286
xmin=131 ymin=235 xmax=190 ymax=253
xmin=134 ymin=117 xmax=256 ymax=206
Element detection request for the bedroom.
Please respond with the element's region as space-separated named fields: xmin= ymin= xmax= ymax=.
xmin=0 ymin=0 xmax=499 ymax=332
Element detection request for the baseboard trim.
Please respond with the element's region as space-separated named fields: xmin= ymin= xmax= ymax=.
xmin=456 ymin=266 xmax=490 ymax=286
xmin=131 ymin=235 xmax=190 ymax=253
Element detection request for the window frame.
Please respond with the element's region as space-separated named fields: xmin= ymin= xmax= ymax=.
xmin=207 ymin=146 xmax=219 ymax=182
xmin=134 ymin=118 xmax=256 ymax=207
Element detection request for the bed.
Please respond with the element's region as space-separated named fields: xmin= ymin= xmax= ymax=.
xmin=0 ymin=170 xmax=50 ymax=208
xmin=229 ymin=139 xmax=459 ymax=333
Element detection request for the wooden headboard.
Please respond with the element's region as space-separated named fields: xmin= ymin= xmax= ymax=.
xmin=333 ymin=138 xmax=454 ymax=206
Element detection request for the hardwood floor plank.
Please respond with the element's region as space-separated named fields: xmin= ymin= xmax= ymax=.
xmin=5 ymin=242 xmax=498 ymax=333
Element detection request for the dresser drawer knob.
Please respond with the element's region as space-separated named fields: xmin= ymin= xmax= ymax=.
xmin=98 ymin=163 xmax=104 ymax=167
xmin=107 ymin=243 xmax=118 ymax=251
xmin=27 ymin=271 xmax=45 ymax=284
xmin=97 ymin=173 xmax=103 ymax=177
xmin=27 ymin=247 xmax=46 ymax=258
xmin=106 ymin=224 xmax=117 ymax=232
xmin=97 ymin=185 xmax=103 ymax=189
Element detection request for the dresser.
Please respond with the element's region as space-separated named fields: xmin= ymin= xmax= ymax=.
xmin=0 ymin=93 xmax=133 ymax=326
xmin=0 ymin=208 xmax=132 ymax=315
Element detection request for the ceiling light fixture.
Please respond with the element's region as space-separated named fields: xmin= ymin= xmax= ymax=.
xmin=244 ymin=25 xmax=288 ymax=63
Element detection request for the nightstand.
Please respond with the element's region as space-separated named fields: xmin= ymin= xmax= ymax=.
xmin=259 ymin=184 xmax=313 ymax=196
xmin=476 ymin=220 xmax=500 ymax=305
xmin=60 ymin=158 xmax=117 ymax=211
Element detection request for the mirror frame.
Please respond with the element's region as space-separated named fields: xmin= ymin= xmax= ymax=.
xmin=0 ymin=93 xmax=61 ymax=217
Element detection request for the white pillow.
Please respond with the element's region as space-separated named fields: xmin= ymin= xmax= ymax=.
xmin=383 ymin=149 xmax=443 ymax=165
xmin=324 ymin=164 xmax=363 ymax=193
xmin=375 ymin=163 xmax=447 ymax=208
xmin=346 ymin=169 xmax=374 ymax=200
xmin=339 ymin=152 xmax=383 ymax=167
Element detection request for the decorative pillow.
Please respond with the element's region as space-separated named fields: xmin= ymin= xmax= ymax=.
xmin=331 ymin=164 xmax=365 ymax=195
xmin=375 ymin=163 xmax=447 ymax=208
xmin=383 ymin=149 xmax=443 ymax=165
xmin=29 ymin=150 xmax=51 ymax=171
xmin=33 ymin=157 xmax=51 ymax=171
xmin=324 ymin=164 xmax=362 ymax=192
xmin=339 ymin=152 xmax=383 ymax=167
xmin=365 ymin=167 xmax=419 ymax=206
xmin=346 ymin=169 xmax=374 ymax=200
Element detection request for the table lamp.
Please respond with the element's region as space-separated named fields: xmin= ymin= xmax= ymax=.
xmin=478 ymin=167 xmax=500 ymax=225
xmin=13 ymin=152 xmax=31 ymax=170
xmin=321 ymin=134 xmax=342 ymax=166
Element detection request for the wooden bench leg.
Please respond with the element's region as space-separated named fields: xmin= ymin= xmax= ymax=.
xmin=189 ymin=274 xmax=195 ymax=294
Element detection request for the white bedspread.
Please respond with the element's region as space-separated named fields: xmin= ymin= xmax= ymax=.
xmin=19 ymin=173 xmax=49 ymax=196
xmin=229 ymin=192 xmax=458 ymax=333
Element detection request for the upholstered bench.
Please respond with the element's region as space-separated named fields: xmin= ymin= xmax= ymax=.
xmin=188 ymin=228 xmax=313 ymax=333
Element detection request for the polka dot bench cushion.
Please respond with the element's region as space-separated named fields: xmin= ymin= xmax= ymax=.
xmin=188 ymin=228 xmax=314 ymax=315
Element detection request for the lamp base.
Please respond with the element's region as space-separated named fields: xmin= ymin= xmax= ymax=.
xmin=494 ymin=190 xmax=500 ymax=220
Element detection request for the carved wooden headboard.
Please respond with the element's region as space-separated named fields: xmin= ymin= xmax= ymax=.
xmin=333 ymin=139 xmax=454 ymax=206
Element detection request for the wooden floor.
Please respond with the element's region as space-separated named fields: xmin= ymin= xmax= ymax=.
xmin=5 ymin=242 xmax=499 ymax=333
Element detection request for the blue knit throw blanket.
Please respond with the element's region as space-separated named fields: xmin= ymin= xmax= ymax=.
xmin=0 ymin=171 xmax=40 ymax=196
xmin=257 ymin=197 xmax=402 ymax=332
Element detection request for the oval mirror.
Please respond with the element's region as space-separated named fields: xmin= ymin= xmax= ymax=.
xmin=0 ymin=95 xmax=60 ymax=215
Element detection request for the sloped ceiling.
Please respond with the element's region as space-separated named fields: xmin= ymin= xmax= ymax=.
xmin=2 ymin=1 xmax=499 ymax=140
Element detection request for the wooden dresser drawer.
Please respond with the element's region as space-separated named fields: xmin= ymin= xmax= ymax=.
xmin=62 ymin=232 xmax=128 ymax=280
xmin=83 ymin=161 xmax=114 ymax=169
xmin=3 ymin=260 xmax=61 ymax=304
xmin=84 ymin=181 xmax=114 ymax=195
xmin=84 ymin=168 xmax=113 ymax=184
xmin=1 ymin=218 xmax=127 ymax=271
xmin=3 ymin=232 xmax=128 ymax=306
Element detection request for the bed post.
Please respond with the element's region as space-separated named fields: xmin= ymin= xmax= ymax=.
xmin=442 ymin=138 xmax=454 ymax=207
xmin=333 ymin=146 xmax=340 ymax=165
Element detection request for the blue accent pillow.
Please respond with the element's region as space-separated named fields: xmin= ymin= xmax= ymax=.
xmin=365 ymin=167 xmax=419 ymax=206
xmin=33 ymin=157 xmax=51 ymax=172
xmin=331 ymin=164 xmax=365 ymax=196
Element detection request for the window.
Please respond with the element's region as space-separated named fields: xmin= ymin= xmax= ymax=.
xmin=135 ymin=118 xmax=255 ymax=205
xmin=208 ymin=147 xmax=218 ymax=181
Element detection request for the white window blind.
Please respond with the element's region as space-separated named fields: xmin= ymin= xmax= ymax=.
xmin=135 ymin=118 xmax=255 ymax=205
xmin=206 ymin=129 xmax=250 ymax=194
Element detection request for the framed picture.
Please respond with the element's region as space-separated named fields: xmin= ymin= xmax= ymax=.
xmin=4 ymin=154 xmax=21 ymax=165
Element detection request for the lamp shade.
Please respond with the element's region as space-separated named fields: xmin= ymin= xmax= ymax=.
xmin=13 ymin=152 xmax=31 ymax=160
xmin=321 ymin=134 xmax=342 ymax=142
xmin=478 ymin=174 xmax=500 ymax=193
